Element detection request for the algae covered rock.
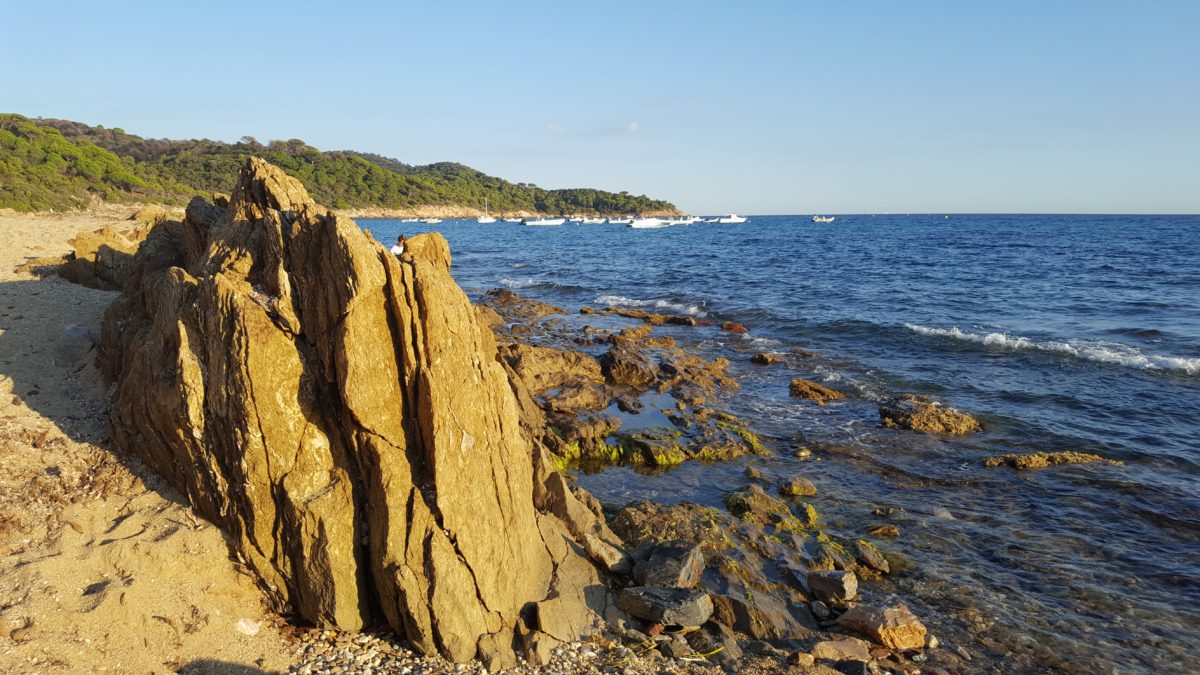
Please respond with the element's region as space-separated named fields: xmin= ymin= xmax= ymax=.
xmin=97 ymin=157 xmax=614 ymax=664
xmin=789 ymin=378 xmax=845 ymax=406
xmin=982 ymin=451 xmax=1123 ymax=470
xmin=879 ymin=394 xmax=981 ymax=434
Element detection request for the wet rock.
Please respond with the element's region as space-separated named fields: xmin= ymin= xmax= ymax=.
xmin=867 ymin=524 xmax=900 ymax=538
xmin=794 ymin=447 xmax=813 ymax=459
xmin=879 ymin=394 xmax=981 ymax=434
xmin=982 ymin=451 xmax=1123 ymax=470
xmin=632 ymin=541 xmax=705 ymax=589
xmin=599 ymin=345 xmax=658 ymax=387
xmin=721 ymin=321 xmax=748 ymax=334
xmin=854 ymin=540 xmax=890 ymax=574
xmin=789 ymin=378 xmax=845 ymax=406
xmin=807 ymin=569 xmax=858 ymax=604
xmin=750 ymin=352 xmax=781 ymax=365
xmin=481 ymin=288 xmax=564 ymax=320
xmin=616 ymin=587 xmax=713 ymax=627
xmin=498 ymin=342 xmax=604 ymax=394
xmin=744 ymin=465 xmax=763 ymax=480
xmin=838 ymin=603 xmax=928 ymax=650
xmin=810 ymin=636 xmax=872 ymax=661
xmin=780 ymin=476 xmax=817 ymax=497
xmin=725 ymin=485 xmax=795 ymax=523
xmin=610 ymin=324 xmax=653 ymax=345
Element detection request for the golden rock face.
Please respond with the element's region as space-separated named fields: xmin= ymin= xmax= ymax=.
xmin=98 ymin=157 xmax=622 ymax=665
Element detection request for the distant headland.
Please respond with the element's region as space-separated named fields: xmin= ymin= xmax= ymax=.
xmin=0 ymin=114 xmax=680 ymax=217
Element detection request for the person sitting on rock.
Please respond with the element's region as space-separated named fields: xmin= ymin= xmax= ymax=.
xmin=390 ymin=234 xmax=406 ymax=257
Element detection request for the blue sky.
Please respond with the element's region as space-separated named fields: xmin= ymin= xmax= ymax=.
xmin=2 ymin=1 xmax=1197 ymax=213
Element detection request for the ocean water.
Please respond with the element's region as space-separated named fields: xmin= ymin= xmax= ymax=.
xmin=365 ymin=215 xmax=1200 ymax=672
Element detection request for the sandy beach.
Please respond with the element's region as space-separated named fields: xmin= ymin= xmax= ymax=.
xmin=0 ymin=210 xmax=292 ymax=673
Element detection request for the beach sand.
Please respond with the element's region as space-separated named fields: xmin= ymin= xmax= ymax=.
xmin=0 ymin=210 xmax=292 ymax=673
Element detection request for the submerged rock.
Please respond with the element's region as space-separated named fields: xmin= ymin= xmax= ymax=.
xmin=96 ymin=158 xmax=614 ymax=664
xmin=780 ymin=476 xmax=818 ymax=497
xmin=750 ymin=352 xmax=782 ymax=365
xmin=982 ymin=451 xmax=1123 ymax=470
xmin=481 ymin=288 xmax=564 ymax=320
xmin=838 ymin=603 xmax=927 ymax=650
xmin=879 ymin=394 xmax=981 ymax=434
xmin=789 ymin=378 xmax=845 ymax=406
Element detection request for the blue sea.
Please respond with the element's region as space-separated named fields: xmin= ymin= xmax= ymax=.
xmin=365 ymin=214 xmax=1200 ymax=672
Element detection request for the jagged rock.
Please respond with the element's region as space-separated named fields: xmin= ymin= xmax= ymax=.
xmin=482 ymin=288 xmax=564 ymax=320
xmin=879 ymin=394 xmax=981 ymax=434
xmin=780 ymin=476 xmax=817 ymax=497
xmin=721 ymin=321 xmax=748 ymax=334
xmin=789 ymin=378 xmax=845 ymax=406
xmin=60 ymin=223 xmax=153 ymax=289
xmin=616 ymin=587 xmax=713 ymax=627
xmin=632 ymin=541 xmax=705 ymax=589
xmin=599 ymin=345 xmax=658 ymax=387
xmin=610 ymin=324 xmax=653 ymax=345
xmin=659 ymin=636 xmax=695 ymax=659
xmin=499 ymin=342 xmax=603 ymax=393
xmin=982 ymin=451 xmax=1123 ymax=470
xmin=96 ymin=157 xmax=611 ymax=663
xmin=810 ymin=637 xmax=872 ymax=661
xmin=838 ymin=603 xmax=927 ymax=650
xmin=129 ymin=205 xmax=170 ymax=225
xmin=854 ymin=540 xmax=890 ymax=574
xmin=807 ymin=570 xmax=858 ymax=604
xmin=750 ymin=352 xmax=781 ymax=365
xmin=725 ymin=485 xmax=796 ymax=525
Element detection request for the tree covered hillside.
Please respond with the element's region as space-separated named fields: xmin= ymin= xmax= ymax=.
xmin=0 ymin=115 xmax=677 ymax=214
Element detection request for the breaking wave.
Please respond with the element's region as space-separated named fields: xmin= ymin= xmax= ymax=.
xmin=499 ymin=277 xmax=538 ymax=289
xmin=905 ymin=324 xmax=1200 ymax=375
xmin=594 ymin=294 xmax=707 ymax=317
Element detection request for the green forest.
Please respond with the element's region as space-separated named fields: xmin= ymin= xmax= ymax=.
xmin=0 ymin=114 xmax=677 ymax=214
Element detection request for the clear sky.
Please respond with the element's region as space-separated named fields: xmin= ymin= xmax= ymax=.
xmin=2 ymin=1 xmax=1197 ymax=214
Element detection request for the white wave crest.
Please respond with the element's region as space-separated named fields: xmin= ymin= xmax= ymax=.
xmin=905 ymin=324 xmax=1200 ymax=375
xmin=594 ymin=294 xmax=706 ymax=317
xmin=500 ymin=277 xmax=538 ymax=289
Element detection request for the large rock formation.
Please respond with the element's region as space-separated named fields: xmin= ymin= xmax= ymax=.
xmin=97 ymin=158 xmax=622 ymax=664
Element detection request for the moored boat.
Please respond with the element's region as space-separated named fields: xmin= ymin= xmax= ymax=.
xmin=607 ymin=217 xmax=633 ymax=225
xmin=629 ymin=217 xmax=670 ymax=229
xmin=477 ymin=198 xmax=496 ymax=224
xmin=421 ymin=218 xmax=442 ymax=224
xmin=581 ymin=217 xmax=606 ymax=225
xmin=717 ymin=214 xmax=748 ymax=224
xmin=812 ymin=215 xmax=835 ymax=223
xmin=523 ymin=218 xmax=565 ymax=226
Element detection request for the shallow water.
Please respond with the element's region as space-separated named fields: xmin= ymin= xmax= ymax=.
xmin=366 ymin=215 xmax=1200 ymax=672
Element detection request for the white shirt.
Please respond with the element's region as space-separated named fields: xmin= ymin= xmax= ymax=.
xmin=391 ymin=243 xmax=405 ymax=255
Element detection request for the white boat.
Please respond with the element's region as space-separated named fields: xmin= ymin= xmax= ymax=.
xmin=568 ymin=216 xmax=583 ymax=222
xmin=608 ymin=217 xmax=633 ymax=225
xmin=812 ymin=215 xmax=835 ymax=223
xmin=581 ymin=217 xmax=606 ymax=225
xmin=477 ymin=198 xmax=496 ymax=224
xmin=421 ymin=218 xmax=442 ymax=224
xmin=400 ymin=218 xmax=420 ymax=223
xmin=662 ymin=216 xmax=697 ymax=226
xmin=502 ymin=218 xmax=523 ymax=223
xmin=629 ymin=217 xmax=670 ymax=229
xmin=523 ymin=218 xmax=565 ymax=226
xmin=716 ymin=214 xmax=748 ymax=224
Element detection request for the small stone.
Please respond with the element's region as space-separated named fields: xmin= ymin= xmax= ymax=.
xmin=616 ymin=587 xmax=714 ymax=627
xmin=788 ymin=652 xmax=815 ymax=667
xmin=794 ymin=447 xmax=813 ymax=459
xmin=927 ymin=634 xmax=939 ymax=649
xmin=659 ymin=637 xmax=693 ymax=659
xmin=854 ymin=540 xmax=890 ymax=574
xmin=867 ymin=524 xmax=900 ymax=538
xmin=632 ymin=541 xmax=705 ymax=589
xmin=811 ymin=600 xmax=832 ymax=620
xmin=838 ymin=603 xmax=928 ymax=650
xmin=807 ymin=569 xmax=859 ymax=604
xmin=744 ymin=465 xmax=762 ymax=480
xmin=779 ymin=476 xmax=817 ymax=497
xmin=750 ymin=353 xmax=781 ymax=365
xmin=810 ymin=636 xmax=872 ymax=661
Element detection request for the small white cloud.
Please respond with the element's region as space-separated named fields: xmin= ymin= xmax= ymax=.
xmin=626 ymin=121 xmax=640 ymax=133
xmin=545 ymin=123 xmax=565 ymax=136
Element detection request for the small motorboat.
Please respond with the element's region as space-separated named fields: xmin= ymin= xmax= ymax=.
xmin=629 ymin=217 xmax=669 ymax=229
xmin=717 ymin=214 xmax=748 ymax=224
xmin=421 ymin=218 xmax=442 ymax=224
xmin=581 ymin=217 xmax=606 ymax=224
xmin=523 ymin=218 xmax=565 ymax=226
xmin=812 ymin=215 xmax=835 ymax=223
xmin=607 ymin=217 xmax=633 ymax=225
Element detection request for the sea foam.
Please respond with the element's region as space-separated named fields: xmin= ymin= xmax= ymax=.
xmin=594 ymin=294 xmax=707 ymax=317
xmin=500 ymin=277 xmax=538 ymax=289
xmin=905 ymin=324 xmax=1200 ymax=375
